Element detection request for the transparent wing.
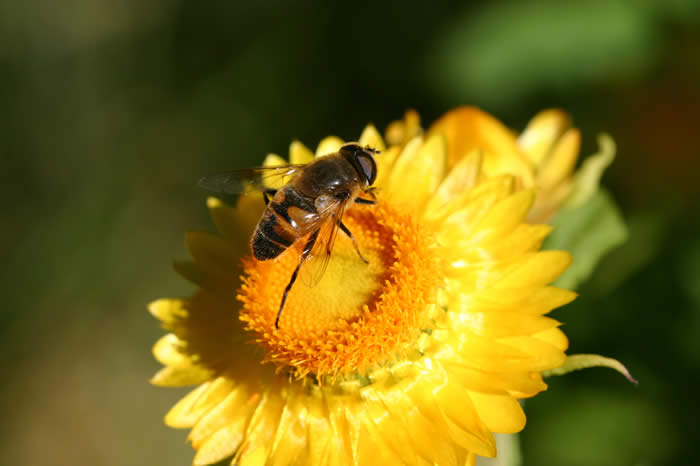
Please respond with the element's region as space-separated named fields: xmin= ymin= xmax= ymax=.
xmin=299 ymin=198 xmax=349 ymax=288
xmin=198 ymin=165 xmax=306 ymax=194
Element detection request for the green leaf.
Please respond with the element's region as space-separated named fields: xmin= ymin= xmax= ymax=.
xmin=564 ymin=134 xmax=616 ymax=209
xmin=544 ymin=354 xmax=638 ymax=384
xmin=543 ymin=188 xmax=628 ymax=290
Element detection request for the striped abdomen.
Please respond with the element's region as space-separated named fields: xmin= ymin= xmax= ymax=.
xmin=251 ymin=186 xmax=319 ymax=260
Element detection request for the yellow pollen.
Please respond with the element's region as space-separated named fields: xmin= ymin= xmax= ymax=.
xmin=238 ymin=202 xmax=440 ymax=379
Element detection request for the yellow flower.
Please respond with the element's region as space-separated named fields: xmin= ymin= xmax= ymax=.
xmin=151 ymin=113 xmax=576 ymax=466
xmin=393 ymin=106 xmax=615 ymax=223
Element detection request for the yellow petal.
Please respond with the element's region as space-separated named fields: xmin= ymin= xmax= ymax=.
xmin=194 ymin=422 xmax=245 ymax=465
xmin=235 ymin=391 xmax=286 ymax=466
xmin=268 ymin=391 xmax=308 ymax=466
xmin=148 ymin=298 xmax=187 ymax=325
xmin=470 ymin=190 xmax=535 ymax=243
xmin=427 ymin=106 xmax=535 ymax=187
xmin=408 ymin=372 xmax=496 ymax=460
xmin=323 ymin=394 xmax=357 ymax=466
xmin=423 ymin=149 xmax=483 ymax=221
xmin=428 ymin=106 xmax=517 ymax=167
xmin=306 ymin=395 xmax=334 ymax=465
xmin=358 ymin=397 xmax=417 ymax=464
xmin=518 ymin=109 xmax=572 ymax=166
xmin=533 ymin=327 xmax=569 ymax=351
xmin=190 ymin=385 xmax=250 ymax=449
xmin=536 ymin=128 xmax=580 ymax=191
xmin=385 ymin=109 xmax=422 ymax=146
xmin=345 ymin=401 xmax=406 ymax=466
xmin=153 ymin=333 xmax=193 ymax=368
xmin=433 ymin=378 xmax=497 ymax=457
xmin=373 ymin=145 xmax=401 ymax=190
xmin=401 ymin=374 xmax=455 ymax=439
xmin=289 ymin=140 xmax=314 ymax=164
xmin=439 ymin=175 xmax=515 ymax=238
xmin=315 ymin=136 xmax=344 ymax=158
xmin=446 ymin=332 xmax=547 ymax=373
xmin=384 ymin=133 xmax=446 ymax=208
xmin=485 ymin=224 xmax=553 ymax=259
xmin=481 ymin=151 xmax=535 ymax=189
xmin=375 ymin=384 xmax=458 ymax=464
xmin=261 ymin=153 xmax=290 ymax=190
xmin=238 ymin=446 xmax=267 ymax=466
xmin=450 ymin=310 xmax=561 ymax=338
xmin=441 ymin=360 xmax=548 ymax=397
xmin=150 ymin=365 xmax=213 ymax=387
xmin=263 ymin=153 xmax=286 ymax=167
xmin=165 ymin=377 xmax=235 ymax=428
xmin=384 ymin=119 xmax=403 ymax=146
xmin=469 ymin=392 xmax=526 ymax=434
xmin=358 ymin=123 xmax=386 ymax=152
xmin=498 ymin=335 xmax=567 ymax=371
xmin=164 ymin=383 xmax=211 ymax=428
xmin=475 ymin=286 xmax=577 ymax=315
xmin=493 ymin=251 xmax=573 ymax=288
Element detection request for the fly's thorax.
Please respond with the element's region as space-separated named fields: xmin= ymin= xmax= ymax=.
xmin=294 ymin=155 xmax=363 ymax=199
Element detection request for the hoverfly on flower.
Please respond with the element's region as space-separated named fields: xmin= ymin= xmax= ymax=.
xmin=199 ymin=143 xmax=380 ymax=328
xmin=150 ymin=110 xmax=630 ymax=466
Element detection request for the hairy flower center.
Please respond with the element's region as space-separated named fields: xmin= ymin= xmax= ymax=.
xmin=238 ymin=202 xmax=440 ymax=379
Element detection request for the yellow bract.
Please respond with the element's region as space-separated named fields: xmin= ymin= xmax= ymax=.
xmin=418 ymin=105 xmax=615 ymax=223
xmin=151 ymin=108 xmax=578 ymax=466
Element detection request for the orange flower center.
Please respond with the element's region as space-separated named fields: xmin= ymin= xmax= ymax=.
xmin=238 ymin=202 xmax=440 ymax=379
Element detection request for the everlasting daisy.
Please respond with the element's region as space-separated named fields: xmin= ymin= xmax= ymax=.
xmin=151 ymin=112 xmax=578 ymax=465
xmin=391 ymin=106 xmax=616 ymax=223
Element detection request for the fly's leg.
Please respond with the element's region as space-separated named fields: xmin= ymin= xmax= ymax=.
xmin=355 ymin=187 xmax=377 ymax=205
xmin=263 ymin=189 xmax=277 ymax=205
xmin=275 ymin=229 xmax=319 ymax=329
xmin=338 ymin=221 xmax=369 ymax=264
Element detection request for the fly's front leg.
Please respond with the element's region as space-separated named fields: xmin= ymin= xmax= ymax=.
xmin=263 ymin=189 xmax=277 ymax=205
xmin=355 ymin=187 xmax=377 ymax=205
xmin=275 ymin=229 xmax=319 ymax=329
xmin=338 ymin=221 xmax=369 ymax=264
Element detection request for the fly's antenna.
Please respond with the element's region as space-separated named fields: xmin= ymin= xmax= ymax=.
xmin=364 ymin=145 xmax=381 ymax=155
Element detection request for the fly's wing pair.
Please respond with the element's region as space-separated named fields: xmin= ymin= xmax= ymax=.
xmin=198 ymin=164 xmax=306 ymax=195
xmin=199 ymin=164 xmax=352 ymax=289
xmin=299 ymin=197 xmax=349 ymax=287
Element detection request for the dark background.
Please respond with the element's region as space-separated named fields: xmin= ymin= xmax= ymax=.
xmin=1 ymin=1 xmax=699 ymax=465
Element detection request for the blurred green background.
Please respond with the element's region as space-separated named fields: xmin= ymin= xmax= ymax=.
xmin=2 ymin=1 xmax=699 ymax=465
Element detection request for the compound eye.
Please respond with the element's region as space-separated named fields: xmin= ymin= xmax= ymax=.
xmin=340 ymin=143 xmax=361 ymax=152
xmin=357 ymin=154 xmax=377 ymax=185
